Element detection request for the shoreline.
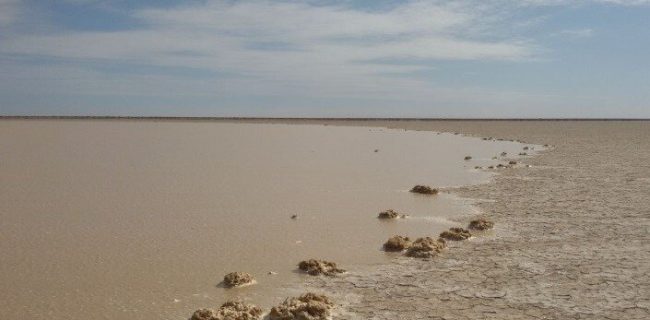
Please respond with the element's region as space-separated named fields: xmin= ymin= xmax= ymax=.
xmin=273 ymin=119 xmax=649 ymax=319
xmin=1 ymin=116 xmax=649 ymax=122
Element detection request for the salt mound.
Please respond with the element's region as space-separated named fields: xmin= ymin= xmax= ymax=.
xmin=405 ymin=237 xmax=446 ymax=258
xmin=383 ymin=235 xmax=412 ymax=251
xmin=377 ymin=209 xmax=405 ymax=219
xmin=190 ymin=300 xmax=263 ymax=320
xmin=191 ymin=308 xmax=219 ymax=320
xmin=269 ymin=292 xmax=334 ymax=320
xmin=298 ymin=259 xmax=345 ymax=276
xmin=410 ymin=185 xmax=438 ymax=195
xmin=223 ymin=272 xmax=254 ymax=287
xmin=468 ymin=219 xmax=494 ymax=231
xmin=440 ymin=227 xmax=472 ymax=241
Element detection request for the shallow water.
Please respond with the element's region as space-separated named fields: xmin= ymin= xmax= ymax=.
xmin=0 ymin=120 xmax=530 ymax=319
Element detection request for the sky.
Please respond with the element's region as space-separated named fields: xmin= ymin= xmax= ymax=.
xmin=0 ymin=0 xmax=648 ymax=118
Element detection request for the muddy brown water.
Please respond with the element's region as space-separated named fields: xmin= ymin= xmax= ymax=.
xmin=0 ymin=119 xmax=534 ymax=319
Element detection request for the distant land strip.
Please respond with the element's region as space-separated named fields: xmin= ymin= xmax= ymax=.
xmin=0 ymin=116 xmax=649 ymax=121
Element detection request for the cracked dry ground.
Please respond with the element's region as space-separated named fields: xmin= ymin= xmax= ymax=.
xmin=297 ymin=120 xmax=650 ymax=320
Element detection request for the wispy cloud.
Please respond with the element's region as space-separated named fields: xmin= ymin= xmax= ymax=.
xmin=0 ymin=0 xmax=648 ymax=116
xmin=0 ymin=0 xmax=538 ymax=107
xmin=3 ymin=1 xmax=533 ymax=64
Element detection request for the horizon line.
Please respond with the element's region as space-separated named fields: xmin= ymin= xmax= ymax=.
xmin=1 ymin=116 xmax=649 ymax=121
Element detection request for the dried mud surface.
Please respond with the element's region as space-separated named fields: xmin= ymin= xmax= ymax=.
xmin=262 ymin=120 xmax=650 ymax=320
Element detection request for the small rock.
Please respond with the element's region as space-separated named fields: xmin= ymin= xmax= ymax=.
xmin=223 ymin=272 xmax=255 ymax=288
xmin=468 ymin=219 xmax=495 ymax=231
xmin=440 ymin=227 xmax=472 ymax=241
xmin=409 ymin=185 xmax=438 ymax=195
xmin=298 ymin=259 xmax=345 ymax=276
xmin=508 ymin=160 xmax=517 ymax=165
xmin=405 ymin=237 xmax=446 ymax=258
xmin=523 ymin=146 xmax=529 ymax=150
xmin=474 ymin=166 xmax=482 ymax=169
xmin=290 ymin=214 xmax=298 ymax=219
xmin=374 ymin=149 xmax=379 ymax=152
xmin=383 ymin=235 xmax=412 ymax=251
xmin=501 ymin=152 xmax=507 ymax=156
xmin=269 ymin=293 xmax=334 ymax=320
xmin=464 ymin=156 xmax=472 ymax=160
xmin=519 ymin=152 xmax=528 ymax=156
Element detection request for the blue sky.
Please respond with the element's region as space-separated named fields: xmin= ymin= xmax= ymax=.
xmin=0 ymin=0 xmax=648 ymax=117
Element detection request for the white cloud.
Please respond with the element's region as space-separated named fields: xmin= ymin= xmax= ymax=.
xmin=0 ymin=1 xmax=534 ymax=97
xmin=3 ymin=1 xmax=534 ymax=62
